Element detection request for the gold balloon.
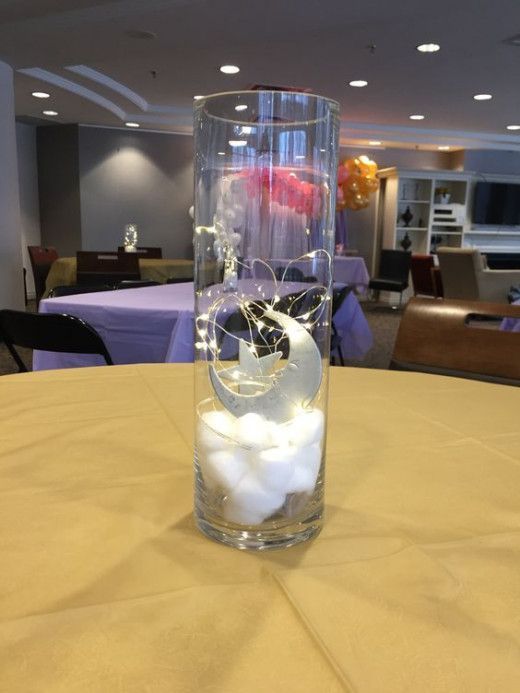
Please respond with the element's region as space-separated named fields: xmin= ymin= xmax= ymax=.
xmin=337 ymin=156 xmax=379 ymax=211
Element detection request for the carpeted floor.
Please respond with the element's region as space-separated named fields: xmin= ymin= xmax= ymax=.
xmin=0 ymin=299 xmax=402 ymax=376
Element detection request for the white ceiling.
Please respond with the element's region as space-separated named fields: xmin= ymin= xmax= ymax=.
xmin=2 ymin=0 xmax=520 ymax=151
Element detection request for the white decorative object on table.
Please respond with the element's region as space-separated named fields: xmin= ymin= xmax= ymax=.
xmin=123 ymin=223 xmax=138 ymax=252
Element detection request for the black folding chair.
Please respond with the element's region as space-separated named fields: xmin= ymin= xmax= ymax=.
xmin=368 ymin=249 xmax=411 ymax=307
xmin=274 ymin=266 xmax=305 ymax=282
xmin=76 ymin=251 xmax=140 ymax=287
xmin=330 ymin=285 xmax=353 ymax=366
xmin=0 ymin=310 xmax=113 ymax=373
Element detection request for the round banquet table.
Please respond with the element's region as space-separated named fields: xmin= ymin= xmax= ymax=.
xmin=43 ymin=257 xmax=194 ymax=297
xmin=1 ymin=364 xmax=520 ymax=692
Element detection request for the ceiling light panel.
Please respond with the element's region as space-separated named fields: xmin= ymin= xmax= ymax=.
xmin=349 ymin=80 xmax=368 ymax=87
xmin=416 ymin=43 xmax=440 ymax=52
xmin=220 ymin=65 xmax=240 ymax=74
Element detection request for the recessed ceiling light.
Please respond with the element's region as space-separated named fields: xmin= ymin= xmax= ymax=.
xmin=473 ymin=93 xmax=492 ymax=101
xmin=349 ymin=80 xmax=368 ymax=88
xmin=416 ymin=43 xmax=440 ymax=53
xmin=217 ymin=151 xmax=226 ymax=155
xmin=125 ymin=122 xmax=140 ymax=128
xmin=235 ymin=104 xmax=248 ymax=111
xmin=369 ymin=140 xmax=382 ymax=145
xmin=42 ymin=110 xmax=58 ymax=116
xmin=438 ymin=145 xmax=450 ymax=150
xmin=220 ymin=64 xmax=240 ymax=74
xmin=409 ymin=114 xmax=425 ymax=120
xmin=32 ymin=91 xmax=50 ymax=99
xmin=295 ymin=155 xmax=306 ymax=159
xmin=228 ymin=139 xmax=247 ymax=147
xmin=193 ymin=95 xmax=204 ymax=100
xmin=507 ymin=124 xmax=520 ymax=130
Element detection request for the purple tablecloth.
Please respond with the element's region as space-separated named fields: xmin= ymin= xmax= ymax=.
xmin=252 ymin=257 xmax=369 ymax=292
xmin=34 ymin=282 xmax=373 ymax=370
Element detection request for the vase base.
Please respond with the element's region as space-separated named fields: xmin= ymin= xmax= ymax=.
xmin=195 ymin=510 xmax=322 ymax=551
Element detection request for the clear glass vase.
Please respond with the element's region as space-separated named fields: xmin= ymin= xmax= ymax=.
xmin=193 ymin=90 xmax=339 ymax=550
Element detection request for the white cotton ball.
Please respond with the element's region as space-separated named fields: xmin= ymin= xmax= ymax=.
xmin=286 ymin=410 xmax=324 ymax=448
xmin=223 ymin=503 xmax=265 ymax=526
xmin=266 ymin=421 xmax=287 ymax=448
xmin=225 ymin=472 xmax=285 ymax=524
xmin=286 ymin=443 xmax=322 ymax=494
xmin=235 ymin=413 xmax=271 ymax=450
xmin=299 ymin=443 xmax=322 ymax=477
xmin=254 ymin=445 xmax=297 ymax=492
xmin=286 ymin=465 xmax=317 ymax=494
xmin=202 ymin=448 xmax=248 ymax=491
xmin=198 ymin=410 xmax=236 ymax=451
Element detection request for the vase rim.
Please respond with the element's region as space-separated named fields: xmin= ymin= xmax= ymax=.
xmin=194 ymin=90 xmax=340 ymax=128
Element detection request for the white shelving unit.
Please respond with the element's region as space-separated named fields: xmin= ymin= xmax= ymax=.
xmin=377 ymin=168 xmax=471 ymax=255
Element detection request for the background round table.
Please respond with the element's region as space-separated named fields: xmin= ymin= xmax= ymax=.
xmin=1 ymin=364 xmax=519 ymax=691
xmin=44 ymin=257 xmax=194 ymax=297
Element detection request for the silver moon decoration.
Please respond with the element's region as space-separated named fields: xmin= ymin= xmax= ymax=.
xmin=209 ymin=308 xmax=323 ymax=423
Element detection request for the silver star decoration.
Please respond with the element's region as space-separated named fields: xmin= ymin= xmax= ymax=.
xmin=220 ymin=339 xmax=282 ymax=394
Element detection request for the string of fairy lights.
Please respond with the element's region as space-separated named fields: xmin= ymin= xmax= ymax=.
xmin=194 ymin=249 xmax=333 ymax=370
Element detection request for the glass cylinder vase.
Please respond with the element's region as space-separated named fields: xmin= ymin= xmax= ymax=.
xmin=193 ymin=90 xmax=339 ymax=550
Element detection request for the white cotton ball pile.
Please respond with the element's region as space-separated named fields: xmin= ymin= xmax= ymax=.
xmin=235 ymin=413 xmax=271 ymax=449
xmin=197 ymin=409 xmax=324 ymax=525
xmin=197 ymin=410 xmax=236 ymax=450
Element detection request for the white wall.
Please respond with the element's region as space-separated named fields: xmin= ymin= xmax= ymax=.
xmin=0 ymin=61 xmax=24 ymax=310
xmin=79 ymin=127 xmax=194 ymax=257
xmin=16 ymin=123 xmax=41 ymax=298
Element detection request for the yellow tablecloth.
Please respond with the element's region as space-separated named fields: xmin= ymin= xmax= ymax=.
xmin=1 ymin=365 xmax=520 ymax=691
xmin=44 ymin=257 xmax=194 ymax=296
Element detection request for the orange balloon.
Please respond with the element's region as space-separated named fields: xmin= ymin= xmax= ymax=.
xmin=364 ymin=176 xmax=380 ymax=193
xmin=344 ymin=157 xmax=361 ymax=176
xmin=345 ymin=174 xmax=362 ymax=194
